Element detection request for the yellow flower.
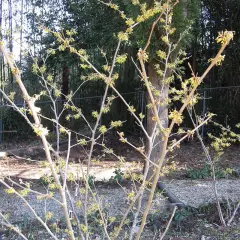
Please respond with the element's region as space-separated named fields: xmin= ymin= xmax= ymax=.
xmin=126 ymin=18 xmax=135 ymax=26
xmin=169 ymin=110 xmax=183 ymax=125
xmin=216 ymin=31 xmax=234 ymax=45
xmin=208 ymin=55 xmax=225 ymax=66
xmin=118 ymin=32 xmax=128 ymax=41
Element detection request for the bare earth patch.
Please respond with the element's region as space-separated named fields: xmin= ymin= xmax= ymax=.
xmin=1 ymin=140 xmax=240 ymax=239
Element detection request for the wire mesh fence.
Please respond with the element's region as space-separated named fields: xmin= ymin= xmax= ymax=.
xmin=0 ymin=91 xmax=146 ymax=142
xmin=1 ymin=86 xmax=240 ymax=143
xmin=197 ymin=86 xmax=240 ymax=135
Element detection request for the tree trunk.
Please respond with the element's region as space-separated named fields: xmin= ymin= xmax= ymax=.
xmin=8 ymin=0 xmax=13 ymax=85
xmin=61 ymin=64 xmax=69 ymax=99
xmin=0 ymin=0 xmax=2 ymax=40
xmin=60 ymin=63 xmax=69 ymax=126
xmin=145 ymin=61 xmax=185 ymax=209
xmin=0 ymin=0 xmax=3 ymax=103
xmin=20 ymin=0 xmax=24 ymax=67
xmin=146 ymin=61 xmax=169 ymax=180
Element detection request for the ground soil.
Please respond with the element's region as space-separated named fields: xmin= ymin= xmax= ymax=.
xmin=1 ymin=136 xmax=240 ymax=239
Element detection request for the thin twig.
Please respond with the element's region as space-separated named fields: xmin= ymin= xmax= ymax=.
xmin=0 ymin=43 xmax=75 ymax=240
xmin=0 ymin=220 xmax=28 ymax=240
xmin=167 ymin=114 xmax=213 ymax=152
xmin=159 ymin=206 xmax=177 ymax=240
xmin=63 ymin=131 xmax=72 ymax=190
xmin=187 ymin=108 xmax=226 ymax=226
xmin=0 ymin=180 xmax=58 ymax=240
xmin=227 ymin=201 xmax=240 ymax=226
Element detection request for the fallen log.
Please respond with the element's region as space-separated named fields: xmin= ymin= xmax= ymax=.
xmin=157 ymin=181 xmax=185 ymax=209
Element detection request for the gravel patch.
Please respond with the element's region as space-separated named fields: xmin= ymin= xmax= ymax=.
xmin=0 ymin=179 xmax=240 ymax=224
xmin=0 ymin=186 xmax=166 ymax=223
xmin=167 ymin=179 xmax=240 ymax=207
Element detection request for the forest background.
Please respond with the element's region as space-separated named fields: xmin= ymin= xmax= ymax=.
xmin=0 ymin=0 xmax=239 ymax=138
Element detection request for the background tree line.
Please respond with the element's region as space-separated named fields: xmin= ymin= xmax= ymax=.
xmin=0 ymin=0 xmax=239 ymax=139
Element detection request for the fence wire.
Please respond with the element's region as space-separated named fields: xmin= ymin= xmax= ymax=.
xmin=1 ymin=86 xmax=240 ymax=142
